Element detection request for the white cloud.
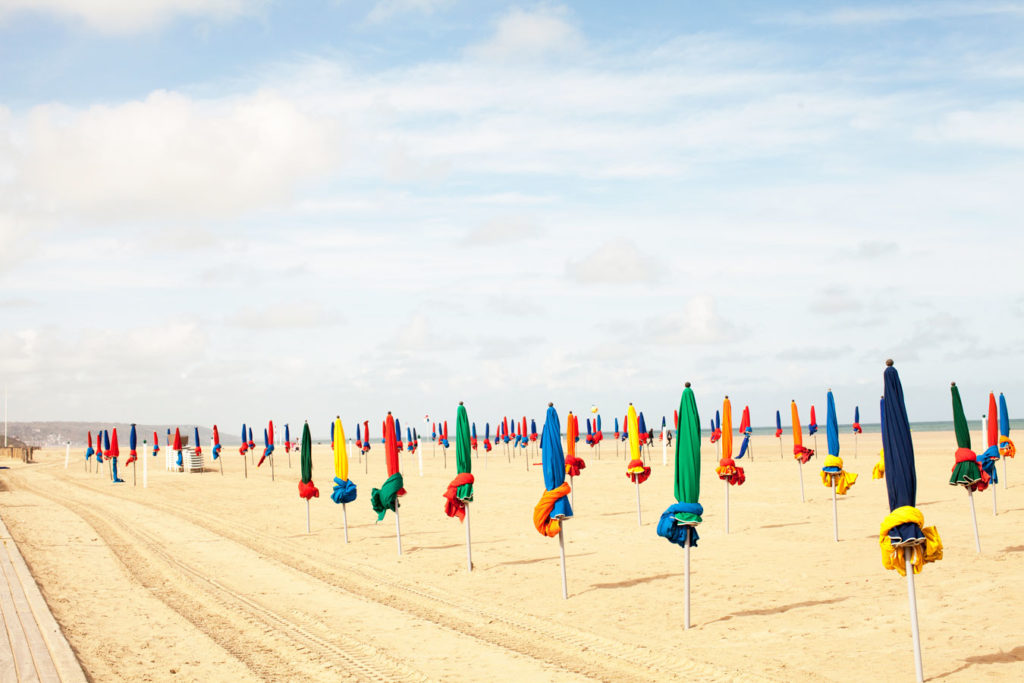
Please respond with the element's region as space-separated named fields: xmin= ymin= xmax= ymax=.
xmin=917 ymin=102 xmax=1024 ymax=149
xmin=772 ymin=2 xmax=1024 ymax=26
xmin=366 ymin=0 xmax=453 ymax=24
xmin=0 ymin=0 xmax=264 ymax=33
xmin=566 ymin=239 xmax=659 ymax=284
xmin=11 ymin=89 xmax=339 ymax=222
xmin=643 ymin=295 xmax=739 ymax=345
xmin=465 ymin=6 xmax=584 ymax=61
xmin=462 ymin=217 xmax=538 ymax=246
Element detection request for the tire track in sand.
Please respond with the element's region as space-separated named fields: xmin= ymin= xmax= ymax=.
xmin=40 ymin=469 xmax=764 ymax=683
xmin=6 ymin=472 xmax=428 ymax=683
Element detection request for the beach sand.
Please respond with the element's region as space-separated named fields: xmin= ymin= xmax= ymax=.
xmin=1 ymin=430 xmax=1021 ymax=682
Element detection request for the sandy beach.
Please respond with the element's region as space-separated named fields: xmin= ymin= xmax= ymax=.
xmin=0 ymin=429 xmax=1021 ymax=682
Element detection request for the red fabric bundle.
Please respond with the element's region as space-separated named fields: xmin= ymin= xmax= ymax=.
xmin=443 ymin=473 xmax=475 ymax=522
xmin=775 ymin=428 xmax=783 ymax=438
xmin=626 ymin=458 xmax=651 ymax=484
xmin=298 ymin=480 xmax=319 ymax=499
xmin=716 ymin=457 xmax=746 ymax=485
xmin=793 ymin=445 xmax=814 ymax=463
xmin=565 ymin=454 xmax=586 ymax=477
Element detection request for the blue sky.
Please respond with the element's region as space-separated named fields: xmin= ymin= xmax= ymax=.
xmin=1 ymin=1 xmax=1022 ymax=434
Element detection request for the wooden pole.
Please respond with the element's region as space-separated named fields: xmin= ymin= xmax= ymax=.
xmin=906 ymin=549 xmax=924 ymax=683
xmin=557 ymin=525 xmax=568 ymax=600
xmin=832 ymin=476 xmax=839 ymax=541
xmin=464 ymin=504 xmax=473 ymax=572
xmin=635 ymin=479 xmax=642 ymax=527
xmin=306 ymin=499 xmax=310 ymax=534
xmin=798 ymin=459 xmax=806 ymax=502
xmin=342 ymin=503 xmax=349 ymax=543
xmin=724 ymin=479 xmax=730 ymax=534
xmin=684 ymin=531 xmax=691 ymax=630
xmin=395 ymin=507 xmax=403 ymax=556
xmin=968 ymin=489 xmax=981 ymax=553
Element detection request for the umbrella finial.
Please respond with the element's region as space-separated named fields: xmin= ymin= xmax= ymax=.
xmin=725 ymin=395 xmax=729 ymax=399
xmin=459 ymin=401 xmax=464 ymax=405
xmin=388 ymin=411 xmax=392 ymax=415
xmin=885 ymin=359 xmax=894 ymax=366
xmin=548 ymin=402 xmax=553 ymax=407
xmin=951 ymin=381 xmax=956 ymax=387
xmin=685 ymin=381 xmax=691 ymax=387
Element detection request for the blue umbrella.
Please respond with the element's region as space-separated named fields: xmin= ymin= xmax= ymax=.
xmin=880 ymin=360 xmax=943 ymax=683
xmin=128 ymin=424 xmax=139 ymax=485
xmin=822 ymin=390 xmax=858 ymax=540
xmin=998 ymin=394 xmax=1014 ymax=483
xmin=535 ymin=403 xmax=572 ymax=599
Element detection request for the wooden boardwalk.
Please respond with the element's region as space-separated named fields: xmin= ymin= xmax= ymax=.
xmin=0 ymin=515 xmax=87 ymax=683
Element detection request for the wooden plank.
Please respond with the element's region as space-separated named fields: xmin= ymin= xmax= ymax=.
xmin=0 ymin=537 xmax=39 ymax=682
xmin=0 ymin=546 xmax=58 ymax=682
xmin=0 ymin=581 xmax=20 ymax=683
xmin=2 ymin=520 xmax=86 ymax=683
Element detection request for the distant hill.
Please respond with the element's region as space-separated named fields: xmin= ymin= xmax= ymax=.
xmin=6 ymin=422 xmax=225 ymax=448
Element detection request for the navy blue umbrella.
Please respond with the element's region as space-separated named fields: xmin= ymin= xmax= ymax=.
xmin=879 ymin=360 xmax=943 ymax=683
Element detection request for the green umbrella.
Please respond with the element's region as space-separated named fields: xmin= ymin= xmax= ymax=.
xmin=298 ymin=421 xmax=320 ymax=533
xmin=657 ymin=382 xmax=702 ymax=629
xmin=949 ymin=382 xmax=984 ymax=552
xmin=444 ymin=402 xmax=476 ymax=571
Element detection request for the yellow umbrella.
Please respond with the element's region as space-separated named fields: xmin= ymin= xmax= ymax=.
xmin=331 ymin=416 xmax=357 ymax=543
xmin=626 ymin=404 xmax=650 ymax=525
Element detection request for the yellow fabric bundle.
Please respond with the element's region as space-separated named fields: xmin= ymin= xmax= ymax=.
xmin=820 ymin=454 xmax=858 ymax=494
xmin=879 ymin=506 xmax=942 ymax=576
xmin=872 ymin=448 xmax=885 ymax=479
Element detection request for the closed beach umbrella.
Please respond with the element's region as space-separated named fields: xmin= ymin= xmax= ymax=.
xmin=85 ymin=430 xmax=94 ymax=468
xmin=998 ymin=394 xmax=1014 ymax=485
xmin=564 ymin=411 xmax=585 ymax=507
xmin=949 ymin=382 xmax=986 ymax=552
xmin=716 ymin=396 xmax=744 ymax=534
xmin=657 ymin=382 xmax=702 ymax=630
xmin=980 ymin=392 xmax=1001 ymax=514
xmin=370 ymin=412 xmax=405 ymax=555
xmin=626 ymin=404 xmax=652 ymax=526
xmin=127 ymin=424 xmax=138 ymax=467
xmin=822 ymin=390 xmax=857 ymax=541
xmin=173 ymin=428 xmax=183 ymax=468
xmin=775 ymin=410 xmax=784 ymax=458
xmin=248 ymin=426 xmax=255 ymax=453
xmin=443 ymin=402 xmax=476 ymax=571
xmin=533 ymin=403 xmax=572 ymax=599
xmin=193 ymin=427 xmax=203 ymax=458
xmin=331 ymin=416 xmax=357 ymax=542
xmin=109 ymin=429 xmax=124 ymax=483
xmin=791 ymin=402 xmax=812 ymax=502
xmin=879 ymin=360 xmax=943 ymax=683
xmin=297 ymin=421 xmax=319 ymax=533
xmin=285 ymin=423 xmax=291 ymax=453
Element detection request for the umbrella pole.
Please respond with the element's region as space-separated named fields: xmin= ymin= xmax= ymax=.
xmin=992 ymin=483 xmax=997 ymax=516
xmin=968 ymin=489 xmax=981 ymax=553
xmin=662 ymin=433 xmax=667 ymax=466
xmin=464 ymin=504 xmax=473 ymax=572
xmin=270 ymin=452 xmax=275 ymax=481
xmin=684 ymin=531 xmax=691 ymax=630
xmin=133 ymin=461 xmax=137 ymax=487
xmin=342 ymin=503 xmax=349 ymax=543
xmin=905 ymin=549 xmax=924 ymax=683
xmin=444 ymin=446 xmax=447 ymax=469
xmin=306 ymin=499 xmax=310 ymax=534
xmin=635 ymin=479 xmax=642 ymax=527
xmin=243 ymin=453 xmax=248 ymax=479
xmin=365 ymin=449 xmax=368 ymax=474
xmin=831 ymin=476 xmax=839 ymax=542
xmin=570 ymin=475 xmax=574 ymax=508
xmin=289 ymin=451 xmax=292 ymax=469
xmin=724 ymin=480 xmax=731 ymax=533
xmin=797 ymin=459 xmax=805 ymax=502
xmin=779 ymin=438 xmax=783 ymax=459
xmin=557 ymin=526 xmax=568 ymax=600
xmin=218 ymin=455 xmax=223 ymax=476
xmin=1002 ymin=456 xmax=1007 ymax=488
xmin=395 ymin=507 xmax=403 ymax=556
xmin=854 ymin=432 xmax=858 ymax=459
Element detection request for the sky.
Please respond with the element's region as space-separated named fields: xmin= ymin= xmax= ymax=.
xmin=1 ymin=0 xmax=1022 ymax=435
